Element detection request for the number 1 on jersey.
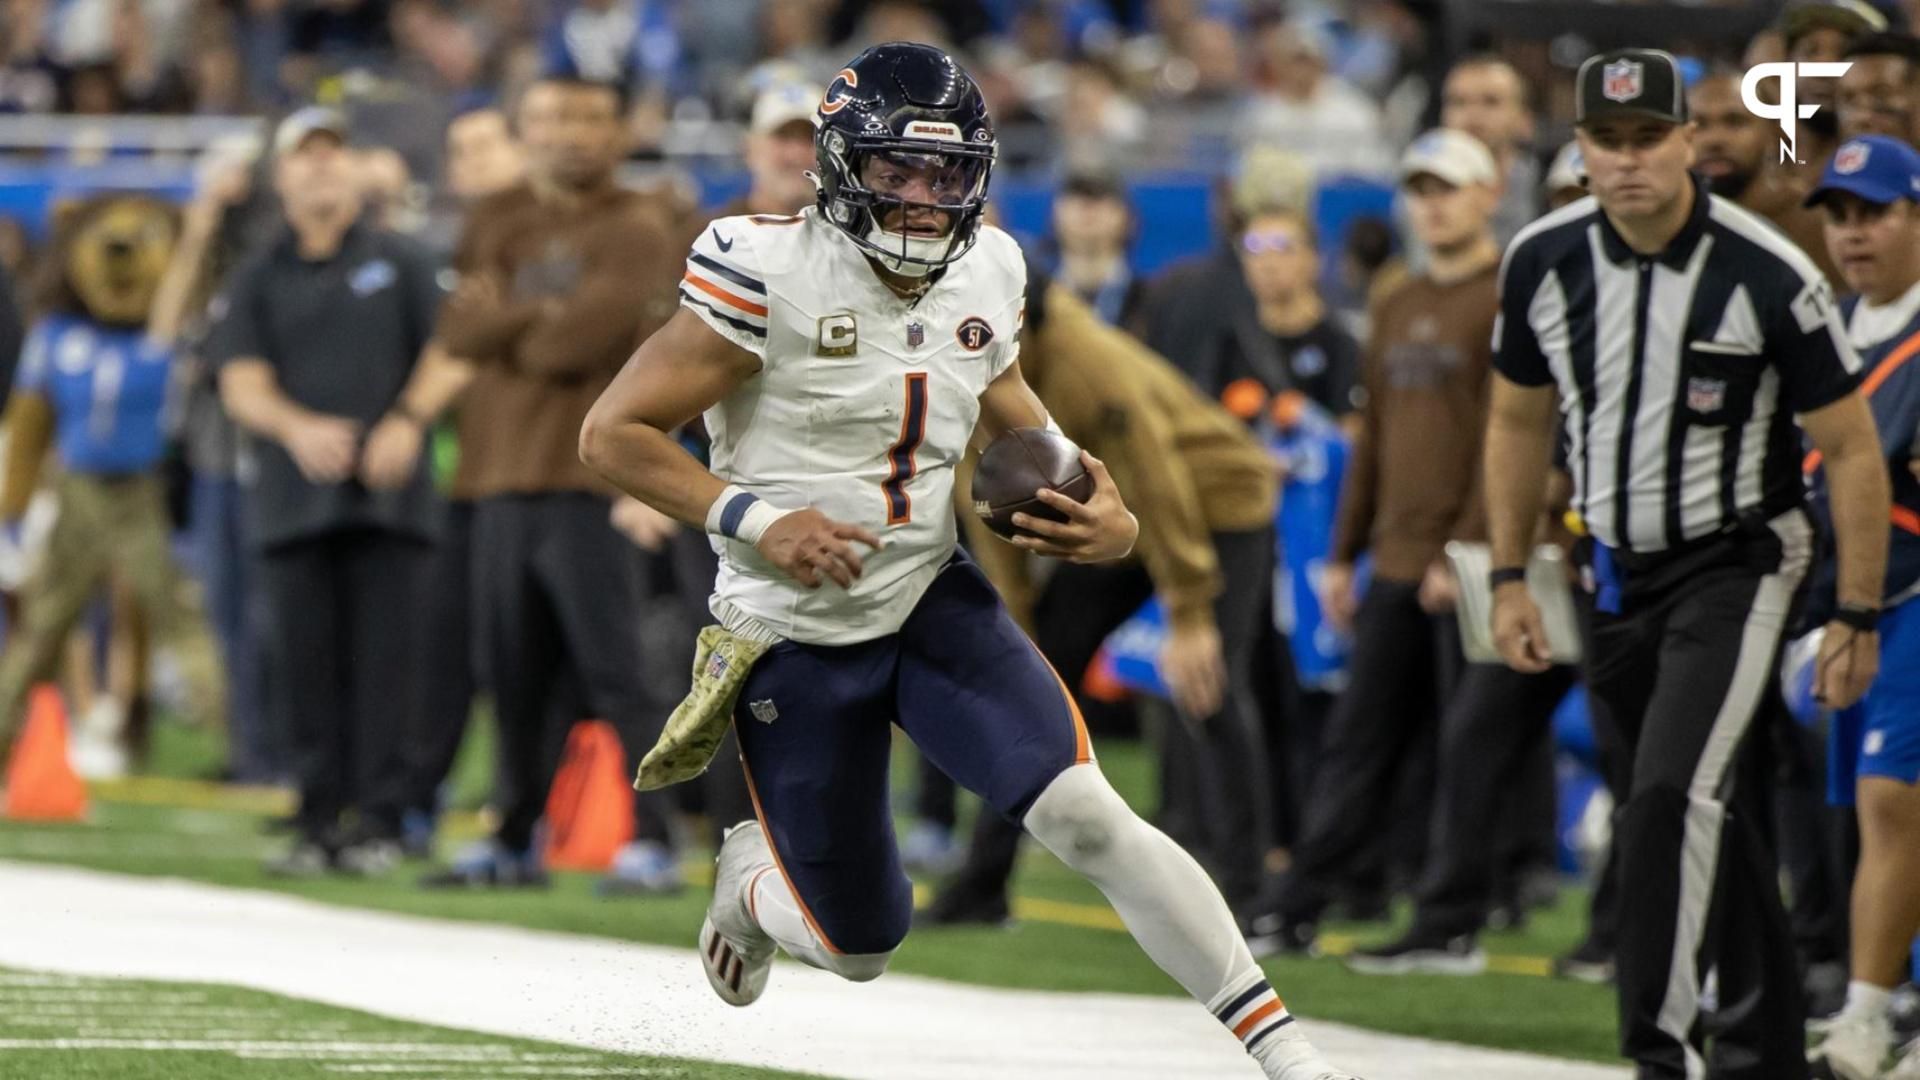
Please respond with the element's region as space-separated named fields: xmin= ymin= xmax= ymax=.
xmin=884 ymin=373 xmax=929 ymax=524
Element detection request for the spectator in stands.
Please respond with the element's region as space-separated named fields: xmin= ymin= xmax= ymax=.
xmin=212 ymin=108 xmax=459 ymax=875
xmin=1438 ymin=55 xmax=1538 ymax=248
xmin=726 ymin=81 xmax=818 ymax=217
xmin=1243 ymin=20 xmax=1391 ymax=179
xmin=187 ymin=22 xmax=247 ymax=115
xmin=1151 ymin=15 xmax=1249 ymax=145
xmin=540 ymin=0 xmax=680 ymax=153
xmin=1785 ymin=0 xmax=1889 ymax=156
xmin=1839 ymin=32 xmax=1920 ymax=146
xmin=1246 ymin=130 xmax=1503 ymax=956
xmin=1049 ymin=169 xmax=1144 ymax=327
xmin=757 ymin=0 xmax=839 ymax=89
xmin=1056 ymin=56 xmax=1146 ymax=171
xmin=421 ymin=76 xmax=684 ymax=894
xmin=0 ymin=0 xmax=59 ymax=113
xmin=1543 ymin=141 xmax=1587 ymax=211
xmin=1691 ymin=69 xmax=1843 ymax=287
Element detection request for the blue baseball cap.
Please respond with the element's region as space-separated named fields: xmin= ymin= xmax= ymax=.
xmin=1805 ymin=135 xmax=1920 ymax=208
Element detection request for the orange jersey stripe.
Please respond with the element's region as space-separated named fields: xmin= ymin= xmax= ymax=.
xmin=739 ymin=758 xmax=843 ymax=955
xmin=1895 ymin=505 xmax=1920 ymax=536
xmin=683 ymin=272 xmax=769 ymax=318
xmin=1232 ymin=999 xmax=1286 ymax=1040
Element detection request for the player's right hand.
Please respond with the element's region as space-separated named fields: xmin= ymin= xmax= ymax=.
xmin=1491 ymin=581 xmax=1553 ymax=674
xmin=283 ymin=413 xmax=362 ymax=484
xmin=756 ymin=509 xmax=881 ymax=590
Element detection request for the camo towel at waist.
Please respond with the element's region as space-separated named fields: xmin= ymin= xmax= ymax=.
xmin=634 ymin=626 xmax=772 ymax=791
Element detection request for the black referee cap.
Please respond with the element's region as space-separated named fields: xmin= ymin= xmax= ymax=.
xmin=1575 ymin=49 xmax=1688 ymax=127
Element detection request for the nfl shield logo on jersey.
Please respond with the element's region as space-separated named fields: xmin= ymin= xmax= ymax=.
xmin=749 ymin=699 xmax=779 ymax=724
xmin=1603 ymin=60 xmax=1643 ymax=103
xmin=705 ymin=647 xmax=731 ymax=682
xmin=907 ymin=319 xmax=925 ymax=348
xmin=1687 ymin=376 xmax=1727 ymax=414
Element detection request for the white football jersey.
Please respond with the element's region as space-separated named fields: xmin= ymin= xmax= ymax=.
xmin=681 ymin=209 xmax=1027 ymax=646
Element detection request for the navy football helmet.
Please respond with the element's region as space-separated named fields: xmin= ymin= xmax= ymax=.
xmin=813 ymin=42 xmax=997 ymax=275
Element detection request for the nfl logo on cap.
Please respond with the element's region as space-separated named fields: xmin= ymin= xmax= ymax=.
xmin=1836 ymin=141 xmax=1871 ymax=174
xmin=1603 ymin=59 xmax=1644 ymax=102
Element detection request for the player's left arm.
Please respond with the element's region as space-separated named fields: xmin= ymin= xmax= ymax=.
xmin=976 ymin=361 xmax=1138 ymax=563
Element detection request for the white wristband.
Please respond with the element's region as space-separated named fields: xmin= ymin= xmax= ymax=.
xmin=705 ymin=484 xmax=796 ymax=546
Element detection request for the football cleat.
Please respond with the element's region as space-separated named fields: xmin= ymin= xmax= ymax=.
xmin=1809 ymin=1008 xmax=1894 ymax=1080
xmin=1346 ymin=931 xmax=1487 ymax=977
xmin=700 ymin=821 xmax=777 ymax=1007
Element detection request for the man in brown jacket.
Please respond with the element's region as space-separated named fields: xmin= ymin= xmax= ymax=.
xmin=925 ymin=266 xmax=1280 ymax=923
xmin=1245 ymin=129 xmax=1503 ymax=953
xmin=420 ymin=75 xmax=685 ymax=892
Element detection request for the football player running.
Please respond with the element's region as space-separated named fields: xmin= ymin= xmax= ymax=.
xmin=581 ymin=42 xmax=1360 ymax=1080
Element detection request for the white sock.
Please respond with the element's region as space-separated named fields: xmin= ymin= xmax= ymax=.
xmin=1843 ymin=979 xmax=1893 ymax=1023
xmin=747 ymin=865 xmax=834 ymax=969
xmin=1023 ymin=765 xmax=1318 ymax=1075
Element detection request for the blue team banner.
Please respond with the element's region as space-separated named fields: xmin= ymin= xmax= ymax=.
xmin=1097 ymin=395 xmax=1355 ymax=698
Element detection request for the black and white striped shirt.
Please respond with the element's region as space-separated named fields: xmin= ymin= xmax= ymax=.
xmin=1494 ymin=178 xmax=1863 ymax=555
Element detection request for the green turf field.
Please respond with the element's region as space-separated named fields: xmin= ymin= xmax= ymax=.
xmin=0 ymin=719 xmax=1621 ymax=1065
xmin=0 ymin=967 xmax=819 ymax=1079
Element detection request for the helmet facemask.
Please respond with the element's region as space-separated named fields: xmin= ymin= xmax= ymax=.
xmin=816 ymin=130 xmax=995 ymax=277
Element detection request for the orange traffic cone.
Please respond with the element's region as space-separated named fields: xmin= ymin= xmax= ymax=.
xmin=3 ymin=684 xmax=88 ymax=821
xmin=543 ymin=719 xmax=634 ymax=872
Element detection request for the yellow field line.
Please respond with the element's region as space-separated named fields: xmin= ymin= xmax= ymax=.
xmin=50 ymin=777 xmax=1564 ymax=980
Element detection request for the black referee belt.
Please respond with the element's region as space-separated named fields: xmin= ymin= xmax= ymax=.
xmin=1607 ymin=511 xmax=1784 ymax=575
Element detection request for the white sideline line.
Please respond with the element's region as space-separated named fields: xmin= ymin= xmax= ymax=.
xmin=0 ymin=990 xmax=209 ymax=1002
xmin=0 ymin=861 xmax=1631 ymax=1080
xmin=322 ymin=1060 xmax=660 ymax=1068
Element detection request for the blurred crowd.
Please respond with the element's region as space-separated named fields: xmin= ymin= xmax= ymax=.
xmin=0 ymin=0 xmax=1462 ymax=176
xmin=10 ymin=0 xmax=1920 ymax=1073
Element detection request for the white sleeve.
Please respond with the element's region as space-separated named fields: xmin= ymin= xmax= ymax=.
xmin=679 ymin=219 xmax=769 ymax=360
xmin=985 ymin=240 xmax=1027 ymax=381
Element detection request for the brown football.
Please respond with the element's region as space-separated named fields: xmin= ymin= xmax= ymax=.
xmin=971 ymin=427 xmax=1094 ymax=541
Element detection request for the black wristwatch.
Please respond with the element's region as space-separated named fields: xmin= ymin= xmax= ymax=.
xmin=1488 ymin=566 xmax=1527 ymax=590
xmin=1833 ymin=603 xmax=1881 ymax=632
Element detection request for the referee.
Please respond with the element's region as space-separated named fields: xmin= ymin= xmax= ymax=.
xmin=1485 ymin=49 xmax=1889 ymax=1078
